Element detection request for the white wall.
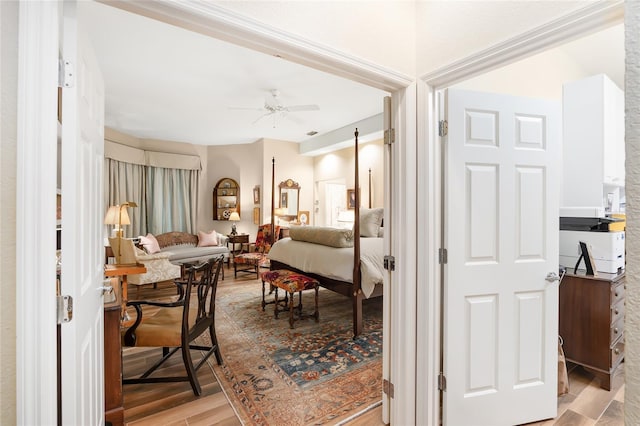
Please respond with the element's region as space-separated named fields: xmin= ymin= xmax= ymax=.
xmin=625 ymin=1 xmax=640 ymax=423
xmin=314 ymin=139 xmax=384 ymax=225
xmin=217 ymin=0 xmax=416 ymax=78
xmin=0 ymin=1 xmax=18 ymax=422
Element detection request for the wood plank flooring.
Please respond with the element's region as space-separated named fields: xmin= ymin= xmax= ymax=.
xmin=122 ymin=273 xmax=623 ymax=425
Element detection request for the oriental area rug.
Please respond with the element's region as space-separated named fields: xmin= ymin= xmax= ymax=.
xmin=208 ymin=279 xmax=383 ymax=425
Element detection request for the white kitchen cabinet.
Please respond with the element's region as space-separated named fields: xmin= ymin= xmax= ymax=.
xmin=562 ymin=74 xmax=624 ymax=212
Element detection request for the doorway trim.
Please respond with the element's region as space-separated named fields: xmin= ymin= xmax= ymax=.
xmin=416 ymin=1 xmax=624 ymax=424
xmin=19 ymin=1 xmax=417 ymax=424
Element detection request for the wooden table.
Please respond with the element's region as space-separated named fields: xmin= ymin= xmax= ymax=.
xmin=103 ymin=263 xmax=146 ymax=426
xmin=226 ymin=233 xmax=249 ymax=259
xmin=105 ymin=263 xmax=147 ymax=318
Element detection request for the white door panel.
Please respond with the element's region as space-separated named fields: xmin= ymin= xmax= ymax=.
xmin=444 ymin=88 xmax=560 ymax=425
xmin=60 ymin=1 xmax=106 ymax=424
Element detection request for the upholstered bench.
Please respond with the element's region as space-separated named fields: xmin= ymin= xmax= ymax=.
xmin=260 ymin=270 xmax=319 ymax=329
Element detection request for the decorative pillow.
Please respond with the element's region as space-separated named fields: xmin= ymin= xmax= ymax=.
xmin=197 ymin=230 xmax=219 ymax=247
xmin=360 ymin=208 xmax=384 ymax=237
xmin=378 ymin=227 xmax=384 ymax=238
xmin=289 ymin=226 xmax=354 ymax=248
xmin=139 ymin=233 xmax=161 ymax=254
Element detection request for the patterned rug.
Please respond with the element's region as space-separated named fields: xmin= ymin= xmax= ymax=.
xmin=208 ymin=279 xmax=383 ymax=425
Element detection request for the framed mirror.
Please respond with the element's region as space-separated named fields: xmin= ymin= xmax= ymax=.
xmin=279 ymin=179 xmax=300 ymax=218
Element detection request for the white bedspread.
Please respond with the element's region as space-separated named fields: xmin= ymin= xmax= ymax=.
xmin=267 ymin=237 xmax=384 ymax=298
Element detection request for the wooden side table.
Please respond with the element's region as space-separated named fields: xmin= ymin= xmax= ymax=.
xmin=103 ymin=263 xmax=147 ymax=426
xmin=227 ymin=233 xmax=249 ymax=259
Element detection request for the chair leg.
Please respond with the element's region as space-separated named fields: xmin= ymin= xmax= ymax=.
xmin=209 ymin=324 xmax=223 ymax=365
xmin=181 ymin=342 xmax=201 ymax=396
xmin=288 ymin=291 xmax=295 ymax=329
xmin=262 ymin=279 xmax=267 ymax=311
xmin=314 ymin=285 xmax=319 ymax=322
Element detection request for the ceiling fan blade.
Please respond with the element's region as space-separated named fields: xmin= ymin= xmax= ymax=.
xmin=229 ymin=107 xmax=265 ymax=111
xmin=252 ymin=111 xmax=273 ymax=125
xmin=286 ymin=104 xmax=320 ymax=112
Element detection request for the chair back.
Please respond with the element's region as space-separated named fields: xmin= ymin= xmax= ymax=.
xmin=255 ymin=224 xmax=281 ymax=253
xmin=181 ymin=255 xmax=224 ymax=341
xmin=108 ymin=237 xmax=137 ymax=264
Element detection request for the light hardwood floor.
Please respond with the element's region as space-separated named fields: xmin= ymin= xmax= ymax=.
xmin=122 ymin=275 xmax=623 ymax=425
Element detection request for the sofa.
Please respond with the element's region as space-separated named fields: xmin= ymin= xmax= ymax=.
xmin=140 ymin=231 xmax=231 ymax=272
xmin=109 ymin=237 xmax=182 ymax=287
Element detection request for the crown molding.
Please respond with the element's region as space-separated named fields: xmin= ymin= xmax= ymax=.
xmin=101 ymin=0 xmax=413 ymax=93
xmin=421 ymin=0 xmax=624 ymax=88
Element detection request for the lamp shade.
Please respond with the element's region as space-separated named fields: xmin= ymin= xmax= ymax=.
xmin=274 ymin=208 xmax=288 ymax=217
xmin=229 ymin=212 xmax=240 ymax=221
xmin=104 ymin=206 xmax=119 ymax=225
xmin=118 ymin=207 xmax=131 ymax=225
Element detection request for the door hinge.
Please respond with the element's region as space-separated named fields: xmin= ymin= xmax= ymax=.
xmin=383 ymin=378 xmax=395 ymax=398
xmin=439 ymin=248 xmax=448 ymax=264
xmin=439 ymin=120 xmax=448 ymax=137
xmin=58 ymin=59 xmax=75 ymax=88
xmin=384 ymin=128 xmax=395 ymax=145
xmin=438 ymin=372 xmax=447 ymax=391
xmin=383 ymin=255 xmax=395 ymax=271
xmin=57 ymin=295 xmax=73 ymax=324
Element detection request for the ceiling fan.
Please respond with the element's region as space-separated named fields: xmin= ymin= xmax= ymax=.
xmin=230 ymin=89 xmax=320 ymax=126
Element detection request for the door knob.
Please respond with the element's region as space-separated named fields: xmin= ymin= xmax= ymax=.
xmin=545 ymin=272 xmax=560 ymax=282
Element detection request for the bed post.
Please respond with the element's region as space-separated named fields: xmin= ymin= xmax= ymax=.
xmin=353 ymin=129 xmax=363 ymax=338
xmin=368 ymin=167 xmax=372 ymax=209
xmin=270 ymin=157 xmax=275 ymax=244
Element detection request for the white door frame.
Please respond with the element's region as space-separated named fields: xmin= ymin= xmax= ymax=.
xmin=416 ymin=2 xmax=624 ymax=425
xmin=16 ymin=2 xmax=60 ymax=424
xmin=18 ymin=1 xmax=418 ymax=424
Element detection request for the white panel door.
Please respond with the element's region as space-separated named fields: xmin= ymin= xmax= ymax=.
xmin=443 ymin=89 xmax=560 ymax=425
xmin=60 ymin=1 xmax=106 ymax=424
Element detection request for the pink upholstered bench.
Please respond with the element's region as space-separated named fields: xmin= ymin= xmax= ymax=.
xmin=260 ymin=269 xmax=319 ymax=328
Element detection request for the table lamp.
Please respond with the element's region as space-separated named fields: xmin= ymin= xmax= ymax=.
xmin=229 ymin=211 xmax=240 ymax=235
xmin=104 ymin=205 xmax=131 ymax=238
xmin=104 ymin=201 xmax=137 ymax=263
xmin=274 ymin=207 xmax=288 ymax=225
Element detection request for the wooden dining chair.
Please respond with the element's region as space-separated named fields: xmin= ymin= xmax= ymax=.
xmin=122 ymin=255 xmax=224 ymax=396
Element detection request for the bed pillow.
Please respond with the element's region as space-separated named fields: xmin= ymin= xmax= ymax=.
xmin=360 ymin=208 xmax=384 ymax=237
xmin=289 ymin=226 xmax=354 ymax=248
xmin=197 ymin=230 xmax=219 ymax=247
xmin=139 ymin=233 xmax=161 ymax=254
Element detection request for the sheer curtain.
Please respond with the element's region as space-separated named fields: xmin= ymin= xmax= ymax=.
xmin=104 ymin=158 xmax=147 ymax=238
xmin=146 ymin=166 xmax=199 ymax=234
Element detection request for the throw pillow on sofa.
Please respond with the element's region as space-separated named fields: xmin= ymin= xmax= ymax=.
xmin=197 ymin=230 xmax=219 ymax=247
xmin=139 ymin=233 xmax=161 ymax=254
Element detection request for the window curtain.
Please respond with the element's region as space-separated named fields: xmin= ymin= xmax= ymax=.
xmin=104 ymin=158 xmax=147 ymax=238
xmin=146 ymin=166 xmax=199 ymax=234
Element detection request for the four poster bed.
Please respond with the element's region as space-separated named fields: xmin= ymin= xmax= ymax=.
xmin=266 ymin=129 xmax=384 ymax=337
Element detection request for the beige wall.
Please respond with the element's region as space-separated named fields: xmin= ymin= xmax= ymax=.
xmin=415 ymin=1 xmax=588 ymax=77
xmin=203 ymin=141 xmax=263 ymax=236
xmin=453 ymin=23 xmax=623 ymax=100
xmin=0 ymin=1 xmax=18 ymax=423
xmin=262 ymin=139 xmax=315 ymax=225
xmin=625 ymin=2 xmax=640 ymax=423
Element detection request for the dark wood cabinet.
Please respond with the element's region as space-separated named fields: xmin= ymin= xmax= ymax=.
xmin=104 ymin=299 xmax=123 ymax=426
xmin=559 ymin=270 xmax=625 ymax=390
xmin=213 ymin=178 xmax=240 ymax=220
